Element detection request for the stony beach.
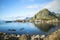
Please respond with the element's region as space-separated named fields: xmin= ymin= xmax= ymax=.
xmin=0 ymin=29 xmax=60 ymax=40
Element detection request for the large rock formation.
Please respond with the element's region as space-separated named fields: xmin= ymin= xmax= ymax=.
xmin=29 ymin=9 xmax=57 ymax=22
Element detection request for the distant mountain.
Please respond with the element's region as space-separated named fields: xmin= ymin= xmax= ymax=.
xmin=29 ymin=9 xmax=58 ymax=22
xmin=24 ymin=17 xmax=31 ymax=20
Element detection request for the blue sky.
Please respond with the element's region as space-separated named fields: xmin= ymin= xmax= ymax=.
xmin=0 ymin=0 xmax=60 ymax=20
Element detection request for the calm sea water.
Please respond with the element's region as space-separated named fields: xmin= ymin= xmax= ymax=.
xmin=0 ymin=22 xmax=60 ymax=35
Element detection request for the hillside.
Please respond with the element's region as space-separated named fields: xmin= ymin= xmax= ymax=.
xmin=29 ymin=9 xmax=58 ymax=22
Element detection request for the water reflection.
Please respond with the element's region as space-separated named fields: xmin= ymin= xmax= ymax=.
xmin=0 ymin=22 xmax=60 ymax=35
xmin=33 ymin=22 xmax=60 ymax=32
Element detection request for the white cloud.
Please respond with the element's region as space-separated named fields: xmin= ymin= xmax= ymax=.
xmin=27 ymin=12 xmax=35 ymax=17
xmin=25 ymin=0 xmax=60 ymax=17
xmin=26 ymin=4 xmax=40 ymax=9
xmin=26 ymin=4 xmax=45 ymax=9
xmin=44 ymin=0 xmax=60 ymax=13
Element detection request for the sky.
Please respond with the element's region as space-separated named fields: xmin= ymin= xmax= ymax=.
xmin=0 ymin=0 xmax=60 ymax=20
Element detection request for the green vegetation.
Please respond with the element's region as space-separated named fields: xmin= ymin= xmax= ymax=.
xmin=29 ymin=9 xmax=60 ymax=22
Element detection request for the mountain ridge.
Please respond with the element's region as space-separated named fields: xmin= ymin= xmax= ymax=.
xmin=29 ymin=9 xmax=59 ymax=22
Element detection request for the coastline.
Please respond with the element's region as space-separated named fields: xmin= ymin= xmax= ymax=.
xmin=0 ymin=29 xmax=60 ymax=40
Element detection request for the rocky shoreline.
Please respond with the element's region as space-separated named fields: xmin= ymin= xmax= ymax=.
xmin=0 ymin=29 xmax=60 ymax=40
xmin=43 ymin=29 xmax=60 ymax=40
xmin=0 ymin=32 xmax=45 ymax=40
